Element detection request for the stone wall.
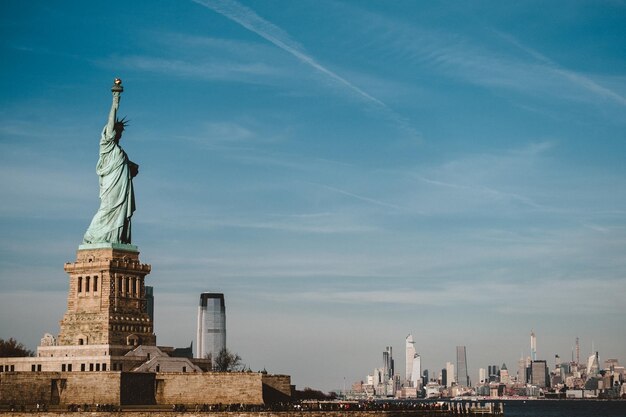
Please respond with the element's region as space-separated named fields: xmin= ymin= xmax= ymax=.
xmin=0 ymin=372 xmax=121 ymax=405
xmin=0 ymin=373 xmax=52 ymax=405
xmin=261 ymin=375 xmax=292 ymax=403
xmin=155 ymin=372 xmax=264 ymax=405
xmin=0 ymin=372 xmax=289 ymax=406
xmin=58 ymin=372 xmax=121 ymax=405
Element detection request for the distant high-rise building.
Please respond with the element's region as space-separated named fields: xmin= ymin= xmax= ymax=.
xmin=500 ymin=363 xmax=510 ymax=384
xmin=479 ymin=368 xmax=486 ymax=384
xmin=530 ymin=330 xmax=537 ymax=361
xmin=405 ymin=335 xmax=416 ymax=383
xmin=383 ymin=346 xmax=394 ymax=380
xmin=604 ymin=358 xmax=619 ymax=372
xmin=446 ymin=362 xmax=455 ymax=387
xmin=587 ymin=352 xmax=600 ymax=376
xmin=441 ymin=368 xmax=447 ymax=387
xmin=488 ymin=364 xmax=500 ymax=382
xmin=456 ymin=346 xmax=469 ymax=387
xmin=518 ymin=356 xmax=526 ymax=384
xmin=412 ymin=354 xmax=421 ymax=386
xmin=195 ymin=293 xmax=226 ymax=361
xmin=531 ymin=360 xmax=549 ymax=388
xmin=145 ymin=285 xmax=154 ymax=324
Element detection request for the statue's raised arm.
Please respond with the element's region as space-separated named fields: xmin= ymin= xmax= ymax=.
xmin=82 ymin=79 xmax=137 ymax=246
xmin=106 ymin=78 xmax=122 ymax=136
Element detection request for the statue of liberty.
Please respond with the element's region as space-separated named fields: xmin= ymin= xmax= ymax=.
xmin=83 ymin=79 xmax=138 ymax=245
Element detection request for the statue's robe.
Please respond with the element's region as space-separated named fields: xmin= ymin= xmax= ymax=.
xmin=83 ymin=125 xmax=135 ymax=244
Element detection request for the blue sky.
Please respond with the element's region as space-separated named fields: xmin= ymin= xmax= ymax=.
xmin=1 ymin=0 xmax=625 ymax=391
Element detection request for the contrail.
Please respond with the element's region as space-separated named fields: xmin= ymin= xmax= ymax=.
xmin=192 ymin=0 xmax=386 ymax=107
xmin=319 ymin=184 xmax=404 ymax=211
xmin=494 ymin=30 xmax=626 ymax=107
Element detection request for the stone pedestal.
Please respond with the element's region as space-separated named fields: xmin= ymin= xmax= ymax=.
xmin=59 ymin=243 xmax=156 ymax=347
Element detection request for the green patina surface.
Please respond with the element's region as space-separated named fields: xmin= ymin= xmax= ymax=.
xmin=78 ymin=243 xmax=138 ymax=252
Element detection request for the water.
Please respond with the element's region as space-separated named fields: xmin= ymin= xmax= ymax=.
xmin=503 ymin=400 xmax=626 ymax=417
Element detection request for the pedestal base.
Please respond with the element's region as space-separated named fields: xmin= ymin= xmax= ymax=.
xmin=58 ymin=245 xmax=155 ymax=347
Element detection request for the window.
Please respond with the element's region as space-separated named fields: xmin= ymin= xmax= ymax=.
xmin=155 ymin=365 xmax=160 ymax=372
xmin=85 ymin=277 xmax=90 ymax=292
xmin=37 ymin=364 xmax=42 ymax=371
xmin=78 ymin=338 xmax=84 ymax=345
xmin=182 ymin=366 xmax=187 ymax=373
xmin=11 ymin=365 xmax=15 ymax=371
xmin=93 ymin=276 xmax=98 ymax=292
xmin=117 ymin=277 xmax=122 ymax=294
xmin=89 ymin=363 xmax=94 ymax=371
xmin=95 ymin=363 xmax=100 ymax=371
xmin=132 ymin=278 xmax=137 ymax=296
xmin=0 ymin=365 xmax=4 ymax=372
xmin=32 ymin=364 xmax=36 ymax=372
xmin=125 ymin=277 xmax=130 ymax=295
xmin=81 ymin=364 xmax=85 ymax=372
xmin=102 ymin=363 xmax=106 ymax=371
xmin=62 ymin=364 xmax=66 ymax=372
xmin=68 ymin=364 xmax=72 ymax=372
xmin=78 ymin=277 xmax=82 ymax=293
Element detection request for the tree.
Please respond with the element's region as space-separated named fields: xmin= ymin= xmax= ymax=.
xmin=0 ymin=338 xmax=34 ymax=357
xmin=293 ymin=387 xmax=337 ymax=400
xmin=213 ymin=348 xmax=242 ymax=372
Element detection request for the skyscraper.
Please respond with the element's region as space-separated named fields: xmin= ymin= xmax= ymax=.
xmin=479 ymin=368 xmax=486 ymax=384
xmin=405 ymin=334 xmax=421 ymax=387
xmin=145 ymin=285 xmax=154 ymax=324
xmin=587 ymin=352 xmax=600 ymax=376
xmin=531 ymin=360 xmax=549 ymax=388
xmin=518 ymin=356 xmax=527 ymax=384
xmin=500 ymin=363 xmax=510 ymax=384
xmin=456 ymin=346 xmax=469 ymax=387
xmin=530 ymin=330 xmax=537 ymax=361
xmin=383 ymin=346 xmax=394 ymax=380
xmin=412 ymin=354 xmax=422 ymax=387
xmin=446 ymin=362 xmax=455 ymax=387
xmin=195 ymin=293 xmax=226 ymax=361
xmin=405 ymin=335 xmax=416 ymax=382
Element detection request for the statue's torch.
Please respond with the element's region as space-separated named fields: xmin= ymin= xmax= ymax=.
xmin=111 ymin=78 xmax=124 ymax=94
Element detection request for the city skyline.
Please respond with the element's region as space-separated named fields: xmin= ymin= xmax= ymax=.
xmin=359 ymin=331 xmax=622 ymax=396
xmin=1 ymin=0 xmax=625 ymax=392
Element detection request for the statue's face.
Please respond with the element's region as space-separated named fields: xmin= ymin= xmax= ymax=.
xmin=114 ymin=124 xmax=125 ymax=143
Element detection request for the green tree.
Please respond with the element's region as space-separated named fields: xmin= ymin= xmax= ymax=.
xmin=0 ymin=338 xmax=34 ymax=357
xmin=213 ymin=348 xmax=242 ymax=372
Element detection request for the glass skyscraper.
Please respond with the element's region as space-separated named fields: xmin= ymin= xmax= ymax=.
xmin=456 ymin=345 xmax=469 ymax=387
xmin=195 ymin=293 xmax=226 ymax=362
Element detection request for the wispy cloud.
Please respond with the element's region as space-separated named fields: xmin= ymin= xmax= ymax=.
xmin=493 ymin=30 xmax=626 ymax=107
xmin=113 ymin=55 xmax=284 ymax=83
xmin=282 ymin=276 xmax=626 ymax=315
xmin=192 ymin=0 xmax=384 ymax=106
xmin=191 ymin=0 xmax=420 ymax=139
xmin=316 ymin=183 xmax=404 ymax=211
xmin=349 ymin=6 xmax=626 ymax=109
xmin=415 ymin=174 xmax=549 ymax=211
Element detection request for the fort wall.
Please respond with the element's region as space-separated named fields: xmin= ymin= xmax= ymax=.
xmin=0 ymin=372 xmax=287 ymax=406
xmin=155 ymin=372 xmax=264 ymax=405
xmin=0 ymin=372 xmax=121 ymax=405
